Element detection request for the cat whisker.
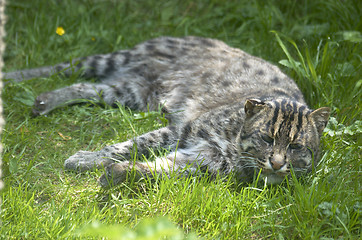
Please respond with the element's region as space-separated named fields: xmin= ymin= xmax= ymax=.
xmin=293 ymin=168 xmax=308 ymax=173
xmin=239 ymin=152 xmax=255 ymax=156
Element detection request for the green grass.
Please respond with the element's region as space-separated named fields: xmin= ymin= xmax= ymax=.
xmin=2 ymin=0 xmax=361 ymax=239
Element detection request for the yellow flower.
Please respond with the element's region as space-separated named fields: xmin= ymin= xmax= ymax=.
xmin=56 ymin=27 xmax=65 ymax=36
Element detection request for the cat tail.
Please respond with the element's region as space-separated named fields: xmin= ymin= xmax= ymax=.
xmin=3 ymin=50 xmax=129 ymax=84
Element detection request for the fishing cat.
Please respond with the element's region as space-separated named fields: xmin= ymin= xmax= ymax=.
xmin=4 ymin=36 xmax=330 ymax=188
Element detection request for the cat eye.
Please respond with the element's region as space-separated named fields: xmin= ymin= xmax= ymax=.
xmin=289 ymin=143 xmax=303 ymax=150
xmin=261 ymin=134 xmax=274 ymax=144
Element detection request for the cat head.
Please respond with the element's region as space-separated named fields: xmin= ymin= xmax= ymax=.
xmin=239 ymin=98 xmax=330 ymax=184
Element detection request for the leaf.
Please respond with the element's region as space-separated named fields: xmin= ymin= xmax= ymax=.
xmin=324 ymin=117 xmax=362 ymax=136
xmin=13 ymin=90 xmax=35 ymax=106
xmin=9 ymin=157 xmax=18 ymax=174
xmin=318 ymin=201 xmax=334 ymax=217
xmin=57 ymin=132 xmax=72 ymax=140
xmin=335 ymin=62 xmax=356 ymax=77
xmin=278 ymin=59 xmax=294 ymax=69
xmin=339 ymin=31 xmax=362 ymax=43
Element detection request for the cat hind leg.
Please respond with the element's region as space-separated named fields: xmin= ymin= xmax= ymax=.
xmin=32 ymin=81 xmax=147 ymax=115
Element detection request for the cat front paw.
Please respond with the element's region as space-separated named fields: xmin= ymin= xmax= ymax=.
xmin=64 ymin=150 xmax=114 ymax=171
xmin=32 ymin=93 xmax=55 ymax=116
xmin=99 ymin=163 xmax=129 ymax=188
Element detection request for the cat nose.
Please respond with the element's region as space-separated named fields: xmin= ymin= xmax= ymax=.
xmin=270 ymin=154 xmax=285 ymax=170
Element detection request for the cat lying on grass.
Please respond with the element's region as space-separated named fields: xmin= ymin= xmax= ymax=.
xmin=5 ymin=36 xmax=330 ymax=188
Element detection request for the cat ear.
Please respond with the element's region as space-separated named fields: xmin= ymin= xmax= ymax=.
xmin=310 ymin=107 xmax=330 ymax=135
xmin=244 ymin=99 xmax=266 ymax=116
